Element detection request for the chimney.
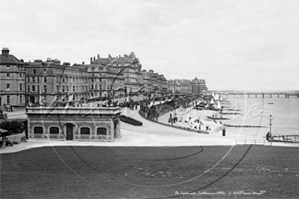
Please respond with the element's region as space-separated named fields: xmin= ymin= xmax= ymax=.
xmin=90 ymin=57 xmax=93 ymax=64
xmin=2 ymin=48 xmax=9 ymax=58
xmin=82 ymin=61 xmax=85 ymax=65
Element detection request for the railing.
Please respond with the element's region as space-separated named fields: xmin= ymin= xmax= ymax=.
xmin=235 ymin=140 xmax=267 ymax=145
xmin=271 ymin=135 xmax=299 ymax=143
xmin=235 ymin=135 xmax=299 ymax=145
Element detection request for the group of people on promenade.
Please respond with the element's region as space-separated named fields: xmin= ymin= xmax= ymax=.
xmin=168 ymin=109 xmax=178 ymax=125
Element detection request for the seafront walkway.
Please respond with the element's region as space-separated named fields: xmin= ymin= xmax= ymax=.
xmin=1 ymin=106 xmax=298 ymax=154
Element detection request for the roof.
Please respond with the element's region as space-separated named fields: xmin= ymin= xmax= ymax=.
xmin=92 ymin=53 xmax=139 ymax=66
xmin=0 ymin=128 xmax=8 ymax=133
xmin=111 ymin=56 xmax=133 ymax=64
xmin=0 ymin=54 xmax=23 ymax=65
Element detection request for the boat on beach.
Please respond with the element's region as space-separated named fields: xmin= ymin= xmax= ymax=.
xmin=206 ymin=116 xmax=230 ymax=120
xmin=222 ymin=123 xmax=266 ymax=128
xmin=220 ymin=112 xmax=241 ymax=115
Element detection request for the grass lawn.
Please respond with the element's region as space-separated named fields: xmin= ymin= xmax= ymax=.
xmin=0 ymin=145 xmax=298 ymax=199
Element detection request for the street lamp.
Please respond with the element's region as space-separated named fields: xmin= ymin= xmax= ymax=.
xmin=269 ymin=115 xmax=273 ymax=144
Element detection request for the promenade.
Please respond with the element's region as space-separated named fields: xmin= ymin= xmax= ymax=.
xmin=1 ymin=106 xmax=298 ymax=154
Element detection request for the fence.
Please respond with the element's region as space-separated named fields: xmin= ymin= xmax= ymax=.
xmin=271 ymin=135 xmax=299 ymax=143
xmin=235 ymin=140 xmax=267 ymax=145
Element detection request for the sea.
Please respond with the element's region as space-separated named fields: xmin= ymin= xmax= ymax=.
xmin=221 ymin=95 xmax=299 ymax=139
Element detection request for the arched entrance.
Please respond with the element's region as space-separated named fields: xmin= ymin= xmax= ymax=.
xmin=65 ymin=123 xmax=75 ymax=140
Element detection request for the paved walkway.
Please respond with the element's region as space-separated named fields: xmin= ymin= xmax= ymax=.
xmin=1 ymin=107 xmax=298 ymax=154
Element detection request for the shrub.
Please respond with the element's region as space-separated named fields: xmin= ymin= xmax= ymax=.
xmin=0 ymin=120 xmax=23 ymax=135
xmin=120 ymin=115 xmax=143 ymax=126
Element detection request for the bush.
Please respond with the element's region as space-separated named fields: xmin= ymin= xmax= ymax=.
xmin=0 ymin=120 xmax=23 ymax=135
xmin=120 ymin=115 xmax=143 ymax=126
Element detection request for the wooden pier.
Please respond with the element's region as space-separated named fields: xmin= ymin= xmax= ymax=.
xmin=214 ymin=92 xmax=299 ymax=98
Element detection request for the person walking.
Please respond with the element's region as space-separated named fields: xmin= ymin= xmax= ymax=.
xmin=266 ymin=132 xmax=270 ymax=140
xmin=169 ymin=113 xmax=173 ymax=125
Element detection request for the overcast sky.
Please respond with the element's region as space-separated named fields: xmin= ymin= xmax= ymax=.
xmin=0 ymin=0 xmax=298 ymax=90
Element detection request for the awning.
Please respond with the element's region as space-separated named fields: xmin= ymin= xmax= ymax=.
xmin=0 ymin=128 xmax=9 ymax=137
xmin=0 ymin=128 xmax=8 ymax=133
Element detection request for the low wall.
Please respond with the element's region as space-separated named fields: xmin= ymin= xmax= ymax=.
xmin=1 ymin=131 xmax=26 ymax=142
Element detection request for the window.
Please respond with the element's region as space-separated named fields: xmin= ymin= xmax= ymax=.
xmin=97 ymin=127 xmax=107 ymax=135
xmin=80 ymin=127 xmax=90 ymax=135
xmin=56 ymin=85 xmax=59 ymax=92
xmin=32 ymin=77 xmax=35 ymax=82
xmin=34 ymin=127 xmax=43 ymax=134
xmin=50 ymin=127 xmax=59 ymax=134
xmin=32 ymin=85 xmax=35 ymax=92
xmin=44 ymin=85 xmax=47 ymax=93
xmin=19 ymin=73 xmax=22 ymax=79
xmin=6 ymin=73 xmax=10 ymax=79
xmin=33 ymin=69 xmax=36 ymax=74
xmin=37 ymin=85 xmax=39 ymax=93
xmin=20 ymin=84 xmax=22 ymax=91
xmin=44 ymin=77 xmax=47 ymax=82
xmin=73 ymin=86 xmax=75 ymax=92
xmin=7 ymin=95 xmax=10 ymax=104
xmin=28 ymin=85 xmax=30 ymax=92
xmin=6 ymin=84 xmax=10 ymax=90
xmin=62 ymin=86 xmax=65 ymax=92
xmin=20 ymin=95 xmax=22 ymax=103
xmin=44 ymin=68 xmax=47 ymax=73
xmin=6 ymin=65 xmax=10 ymax=70
xmin=37 ymin=77 xmax=39 ymax=82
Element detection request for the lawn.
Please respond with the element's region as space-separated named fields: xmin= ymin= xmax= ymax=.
xmin=0 ymin=145 xmax=298 ymax=199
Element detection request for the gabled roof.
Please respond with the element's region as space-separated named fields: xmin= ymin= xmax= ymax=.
xmin=0 ymin=54 xmax=23 ymax=64
xmin=110 ymin=56 xmax=133 ymax=64
xmin=93 ymin=52 xmax=139 ymax=66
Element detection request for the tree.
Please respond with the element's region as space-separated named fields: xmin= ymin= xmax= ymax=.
xmin=0 ymin=120 xmax=23 ymax=135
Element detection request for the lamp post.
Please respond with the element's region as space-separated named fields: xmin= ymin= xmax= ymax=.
xmin=269 ymin=115 xmax=273 ymax=145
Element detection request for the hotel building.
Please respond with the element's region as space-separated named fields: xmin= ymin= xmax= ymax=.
xmin=0 ymin=48 xmax=26 ymax=111
xmin=89 ymin=53 xmax=143 ymax=96
xmin=25 ymin=59 xmax=90 ymax=106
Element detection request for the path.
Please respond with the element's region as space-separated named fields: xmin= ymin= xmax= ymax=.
xmin=1 ymin=107 xmax=298 ymax=154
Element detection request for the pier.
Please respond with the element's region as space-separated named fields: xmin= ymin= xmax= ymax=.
xmin=213 ymin=92 xmax=299 ymax=98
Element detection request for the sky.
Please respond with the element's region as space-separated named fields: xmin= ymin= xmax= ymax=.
xmin=0 ymin=0 xmax=298 ymax=91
